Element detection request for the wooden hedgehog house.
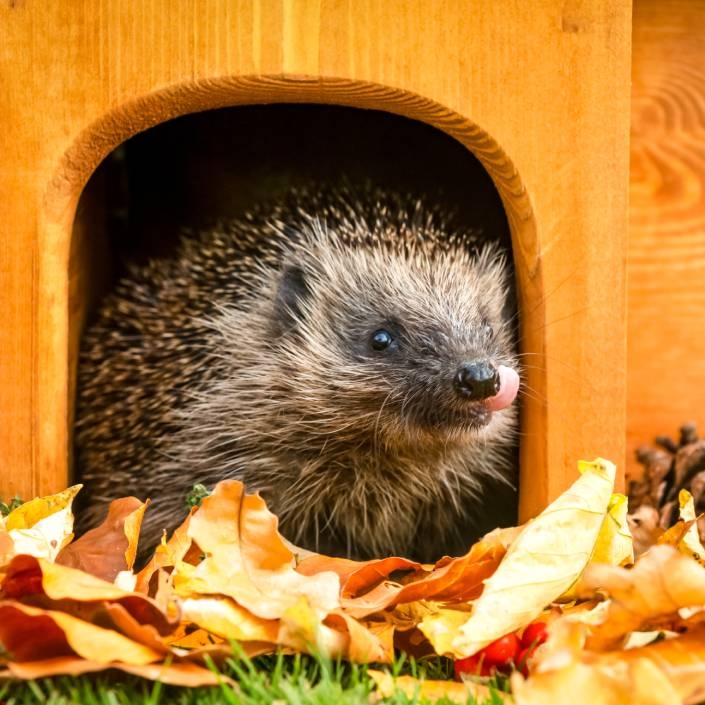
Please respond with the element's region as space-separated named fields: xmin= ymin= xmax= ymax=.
xmin=0 ymin=2 xmax=632 ymax=526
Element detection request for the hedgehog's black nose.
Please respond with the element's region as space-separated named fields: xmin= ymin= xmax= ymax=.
xmin=453 ymin=361 xmax=501 ymax=400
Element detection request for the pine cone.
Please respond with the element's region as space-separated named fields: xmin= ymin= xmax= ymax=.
xmin=630 ymin=422 xmax=705 ymax=551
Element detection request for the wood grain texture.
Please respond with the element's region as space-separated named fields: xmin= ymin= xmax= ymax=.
xmin=627 ymin=0 xmax=705 ymax=479
xmin=0 ymin=1 xmax=631 ymax=521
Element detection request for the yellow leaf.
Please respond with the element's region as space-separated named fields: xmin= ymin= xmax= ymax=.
xmin=591 ymin=493 xmax=633 ymax=567
xmin=5 ymin=486 xmax=81 ymax=532
xmin=179 ymin=596 xmax=280 ymax=644
xmin=368 ymin=670 xmax=508 ymax=704
xmin=446 ymin=458 xmax=616 ymax=657
xmin=676 ymin=490 xmax=705 ymax=562
xmin=418 ymin=606 xmax=473 ymax=657
xmin=4 ymin=486 xmax=82 ymax=562
xmin=277 ymin=595 xmax=348 ymax=656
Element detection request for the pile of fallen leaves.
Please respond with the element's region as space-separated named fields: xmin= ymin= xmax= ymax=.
xmin=2 ymin=459 xmax=705 ymax=704
xmin=629 ymin=422 xmax=705 ymax=554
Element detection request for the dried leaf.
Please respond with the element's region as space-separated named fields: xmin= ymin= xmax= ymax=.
xmin=591 ymin=494 xmax=633 ymax=567
xmin=172 ymin=481 xmax=341 ymax=620
xmin=297 ymin=525 xmax=517 ymax=620
xmin=0 ymin=601 xmax=163 ymax=664
xmin=4 ymin=486 xmax=81 ymax=532
xmin=57 ymin=497 xmax=148 ymax=580
xmin=368 ymin=670 xmax=508 ymax=704
xmin=616 ymin=626 xmax=705 ymax=705
xmin=3 ymin=486 xmax=82 ymax=562
xmin=417 ymin=606 xmax=471 ymax=657
xmin=271 ymin=596 xmax=392 ymax=662
xmin=511 ymin=657 xmax=680 ymax=705
xmin=1 ymin=555 xmax=177 ymax=636
xmin=178 ymin=596 xmax=280 ymax=644
xmin=662 ymin=490 xmax=705 ymax=563
xmin=135 ymin=508 xmax=198 ymax=594
xmin=321 ymin=611 xmax=392 ymax=662
xmin=432 ymin=459 xmax=617 ymax=657
xmin=578 ymin=545 xmax=705 ymax=650
xmin=0 ymin=657 xmax=228 ymax=686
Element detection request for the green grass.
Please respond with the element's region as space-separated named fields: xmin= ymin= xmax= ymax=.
xmin=0 ymin=652 xmax=507 ymax=705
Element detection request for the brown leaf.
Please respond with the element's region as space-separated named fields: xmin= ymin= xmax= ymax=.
xmin=1 ymin=554 xmax=46 ymax=598
xmin=57 ymin=497 xmax=148 ymax=580
xmin=0 ymin=602 xmax=75 ymax=661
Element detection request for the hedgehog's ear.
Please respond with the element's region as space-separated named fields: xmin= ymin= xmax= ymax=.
xmin=272 ymin=264 xmax=312 ymax=335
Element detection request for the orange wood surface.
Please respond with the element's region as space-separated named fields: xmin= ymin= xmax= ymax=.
xmin=0 ymin=1 xmax=632 ymax=520
xmin=628 ymin=0 xmax=705 ymax=478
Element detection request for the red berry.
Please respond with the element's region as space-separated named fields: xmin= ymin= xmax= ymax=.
xmin=520 ymin=621 xmax=549 ymax=649
xmin=514 ymin=646 xmax=534 ymax=677
xmin=454 ymin=653 xmax=494 ymax=679
xmin=480 ymin=632 xmax=521 ymax=666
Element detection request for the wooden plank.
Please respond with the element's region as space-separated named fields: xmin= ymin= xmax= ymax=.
xmin=0 ymin=1 xmax=631 ymax=521
xmin=627 ymin=0 xmax=705 ymax=478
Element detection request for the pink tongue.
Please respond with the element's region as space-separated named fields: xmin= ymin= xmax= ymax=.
xmin=485 ymin=365 xmax=520 ymax=412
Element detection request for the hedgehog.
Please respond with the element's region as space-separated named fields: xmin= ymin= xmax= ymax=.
xmin=74 ymin=187 xmax=520 ymax=562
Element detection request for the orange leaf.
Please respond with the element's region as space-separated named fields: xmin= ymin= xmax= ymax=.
xmin=134 ymin=508 xmax=199 ymax=595
xmin=1 ymin=656 xmax=228 ymax=686
xmin=1 ymin=555 xmax=177 ymax=637
xmin=577 ymin=546 xmax=705 ymax=650
xmin=391 ymin=526 xmax=519 ymax=604
xmin=323 ymin=611 xmax=394 ymax=663
xmin=611 ymin=625 xmax=705 ymax=705
xmin=0 ymin=602 xmax=75 ymax=661
xmin=511 ymin=657 xmax=680 ymax=705
xmin=0 ymin=601 xmax=163 ymax=665
xmin=297 ymin=525 xmax=515 ymax=619
xmin=172 ymin=481 xmax=340 ymax=620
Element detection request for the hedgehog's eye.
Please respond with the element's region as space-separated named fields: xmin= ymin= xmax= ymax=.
xmin=370 ymin=329 xmax=394 ymax=351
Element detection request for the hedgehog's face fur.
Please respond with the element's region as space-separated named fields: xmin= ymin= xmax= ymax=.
xmin=258 ymin=225 xmax=517 ymax=454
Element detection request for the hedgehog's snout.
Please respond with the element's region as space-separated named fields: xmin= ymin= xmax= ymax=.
xmin=453 ymin=361 xmax=501 ymax=401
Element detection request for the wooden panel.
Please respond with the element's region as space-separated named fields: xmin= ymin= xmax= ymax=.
xmin=627 ymin=0 xmax=705 ymax=479
xmin=0 ymin=1 xmax=631 ymax=520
